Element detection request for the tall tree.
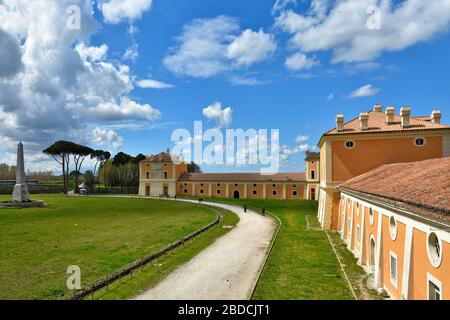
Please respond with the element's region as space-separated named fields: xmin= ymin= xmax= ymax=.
xmin=71 ymin=144 xmax=93 ymax=193
xmin=43 ymin=141 xmax=74 ymax=194
xmin=188 ymin=161 xmax=202 ymax=173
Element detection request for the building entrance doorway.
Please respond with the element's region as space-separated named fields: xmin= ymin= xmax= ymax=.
xmin=310 ymin=188 xmax=316 ymax=200
xmin=233 ymin=190 xmax=240 ymax=199
xmin=163 ymin=185 xmax=169 ymax=196
xmin=145 ymin=185 xmax=150 ymax=197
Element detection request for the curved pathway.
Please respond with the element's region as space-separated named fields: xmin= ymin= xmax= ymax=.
xmin=134 ymin=199 xmax=276 ymax=300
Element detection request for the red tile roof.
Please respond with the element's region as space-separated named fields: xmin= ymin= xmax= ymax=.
xmin=340 ymin=157 xmax=450 ymax=223
xmin=323 ymin=110 xmax=450 ymax=137
xmin=179 ymin=172 xmax=306 ymax=182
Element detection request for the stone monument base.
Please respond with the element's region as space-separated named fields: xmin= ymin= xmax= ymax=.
xmin=0 ymin=200 xmax=47 ymax=209
xmin=13 ymin=184 xmax=30 ymax=203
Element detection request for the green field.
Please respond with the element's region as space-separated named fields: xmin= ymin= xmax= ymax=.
xmin=189 ymin=198 xmax=357 ymax=300
xmin=0 ymin=195 xmax=226 ymax=300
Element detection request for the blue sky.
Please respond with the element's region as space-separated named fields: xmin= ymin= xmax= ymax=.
xmin=1 ymin=0 xmax=450 ymax=173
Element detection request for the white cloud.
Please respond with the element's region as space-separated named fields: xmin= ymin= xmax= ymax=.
xmin=349 ymin=84 xmax=380 ymax=98
xmin=202 ymin=102 xmax=233 ymax=128
xmin=228 ymin=76 xmax=268 ymax=86
xmin=92 ymin=127 xmax=123 ymax=149
xmin=136 ymin=79 xmax=174 ymax=89
xmin=101 ymin=0 xmax=153 ymax=24
xmin=327 ymin=93 xmax=334 ymax=101
xmin=295 ymin=135 xmax=309 ymax=143
xmin=227 ymin=29 xmax=276 ymax=66
xmin=123 ymin=42 xmax=139 ymax=61
xmin=275 ymin=0 xmax=450 ymax=63
xmin=164 ymin=16 xmax=276 ymax=78
xmin=75 ymin=43 xmax=108 ymax=62
xmin=272 ymin=0 xmax=297 ymax=15
xmin=284 ymin=53 xmax=318 ymax=71
xmin=89 ymin=97 xmax=161 ymax=121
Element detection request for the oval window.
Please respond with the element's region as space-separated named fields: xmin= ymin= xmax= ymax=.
xmin=427 ymin=232 xmax=442 ymax=268
xmin=345 ymin=140 xmax=355 ymax=149
xmin=389 ymin=216 xmax=397 ymax=241
xmin=414 ymin=137 xmax=426 ymax=147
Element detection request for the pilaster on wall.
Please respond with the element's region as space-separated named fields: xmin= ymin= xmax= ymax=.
xmin=226 ymin=183 xmax=230 ymax=198
xmin=374 ymin=211 xmax=383 ymax=289
xmin=401 ymin=225 xmax=413 ymax=300
xmin=263 ymin=184 xmax=267 ymax=199
xmin=283 ymin=184 xmax=286 ymax=199
xmin=244 ymin=184 xmax=248 ymax=199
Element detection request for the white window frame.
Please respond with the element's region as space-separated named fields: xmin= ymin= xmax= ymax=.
xmin=427 ymin=232 xmax=443 ymax=268
xmin=369 ymin=208 xmax=374 ymax=226
xmin=390 ymin=251 xmax=398 ymax=289
xmin=427 ymin=273 xmax=442 ymax=300
xmin=389 ymin=215 xmax=398 ymax=241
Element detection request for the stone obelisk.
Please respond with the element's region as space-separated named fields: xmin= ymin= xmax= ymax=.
xmin=12 ymin=142 xmax=30 ymax=203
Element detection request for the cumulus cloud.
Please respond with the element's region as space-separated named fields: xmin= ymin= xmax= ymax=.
xmin=136 ymin=79 xmax=174 ymax=89
xmin=227 ymin=29 xmax=277 ymax=66
xmin=101 ymin=0 xmax=153 ymax=24
xmin=164 ymin=16 xmax=276 ymax=78
xmin=284 ymin=53 xmax=318 ymax=71
xmin=202 ymin=102 xmax=233 ymax=128
xmin=91 ymin=127 xmax=124 ymax=149
xmin=275 ymin=0 xmax=450 ymax=63
xmin=88 ymin=97 xmax=161 ymax=121
xmin=349 ymin=84 xmax=380 ymax=98
xmin=0 ymin=0 xmax=160 ymax=167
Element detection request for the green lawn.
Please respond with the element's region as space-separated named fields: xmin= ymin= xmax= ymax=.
xmin=189 ymin=198 xmax=356 ymax=300
xmin=0 ymin=195 xmax=223 ymax=300
xmin=92 ymin=206 xmax=239 ymax=300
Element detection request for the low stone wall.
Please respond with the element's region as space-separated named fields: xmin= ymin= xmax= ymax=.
xmin=0 ymin=185 xmax=64 ymax=195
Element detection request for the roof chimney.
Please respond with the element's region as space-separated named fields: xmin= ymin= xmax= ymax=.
xmin=400 ymin=106 xmax=411 ymax=128
xmin=373 ymin=104 xmax=383 ymax=112
xmin=359 ymin=112 xmax=369 ymax=130
xmin=336 ymin=114 xmax=344 ymax=132
xmin=385 ymin=106 xmax=395 ymax=124
xmin=431 ymin=109 xmax=441 ymax=124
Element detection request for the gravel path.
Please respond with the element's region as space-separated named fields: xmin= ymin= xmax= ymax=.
xmin=134 ymin=200 xmax=276 ymax=300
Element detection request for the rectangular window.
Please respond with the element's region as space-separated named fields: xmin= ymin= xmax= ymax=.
xmin=428 ymin=274 xmax=442 ymax=300
xmin=146 ymin=172 xmax=150 ymax=179
xmin=311 ymin=170 xmax=315 ymax=180
xmin=200 ymin=189 xmax=204 ymax=194
xmin=272 ymin=190 xmax=277 ymax=196
xmin=293 ymin=191 xmax=297 ymax=196
xmin=164 ymin=172 xmax=168 ymax=180
xmin=253 ymin=190 xmax=257 ymax=195
xmin=390 ymin=252 xmax=398 ymax=288
xmin=217 ymin=189 xmax=221 ymax=194
xmin=184 ymin=189 xmax=188 ymax=194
